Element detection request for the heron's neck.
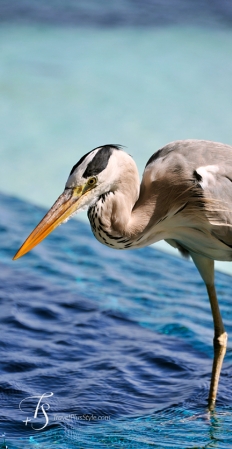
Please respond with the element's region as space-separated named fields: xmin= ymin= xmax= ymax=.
xmin=88 ymin=181 xmax=158 ymax=249
xmin=109 ymin=189 xmax=152 ymax=238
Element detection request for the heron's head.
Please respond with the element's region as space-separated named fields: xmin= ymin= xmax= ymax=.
xmin=13 ymin=144 xmax=136 ymax=260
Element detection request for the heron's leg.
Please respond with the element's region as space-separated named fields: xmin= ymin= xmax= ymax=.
xmin=206 ymin=283 xmax=227 ymax=409
xmin=190 ymin=253 xmax=227 ymax=409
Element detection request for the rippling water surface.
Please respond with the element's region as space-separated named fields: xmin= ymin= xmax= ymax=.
xmin=1 ymin=192 xmax=232 ymax=448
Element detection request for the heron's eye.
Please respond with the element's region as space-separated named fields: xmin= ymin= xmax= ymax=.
xmin=87 ymin=177 xmax=97 ymax=187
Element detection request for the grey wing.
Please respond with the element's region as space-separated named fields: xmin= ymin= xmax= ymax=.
xmin=194 ymin=161 xmax=232 ymax=248
xmin=143 ymin=139 xmax=232 ymax=247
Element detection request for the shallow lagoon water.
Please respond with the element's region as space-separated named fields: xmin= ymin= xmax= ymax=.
xmin=1 ymin=192 xmax=232 ymax=448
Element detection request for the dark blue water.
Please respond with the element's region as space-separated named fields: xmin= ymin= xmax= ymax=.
xmin=1 ymin=0 xmax=232 ymax=27
xmin=1 ymin=192 xmax=232 ymax=448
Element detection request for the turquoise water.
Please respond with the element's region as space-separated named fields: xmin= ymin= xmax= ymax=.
xmin=1 ymin=20 xmax=232 ymax=448
xmin=0 ymin=24 xmax=232 ymax=272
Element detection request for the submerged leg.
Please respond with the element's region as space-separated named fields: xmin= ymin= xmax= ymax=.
xmin=190 ymin=253 xmax=227 ymax=409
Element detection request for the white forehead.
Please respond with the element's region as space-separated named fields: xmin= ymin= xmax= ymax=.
xmin=66 ymin=148 xmax=99 ymax=187
xmin=65 ymin=145 xmax=124 ymax=188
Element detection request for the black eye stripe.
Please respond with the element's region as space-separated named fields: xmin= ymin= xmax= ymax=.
xmin=83 ymin=145 xmax=121 ymax=178
xmin=69 ymin=145 xmax=122 ymax=177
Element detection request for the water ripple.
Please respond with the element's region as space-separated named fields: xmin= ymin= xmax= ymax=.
xmin=0 ymin=192 xmax=232 ymax=448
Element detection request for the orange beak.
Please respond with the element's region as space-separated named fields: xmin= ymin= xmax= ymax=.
xmin=13 ymin=188 xmax=84 ymax=260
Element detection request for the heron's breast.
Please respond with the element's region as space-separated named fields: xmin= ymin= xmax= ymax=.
xmin=88 ymin=205 xmax=136 ymax=250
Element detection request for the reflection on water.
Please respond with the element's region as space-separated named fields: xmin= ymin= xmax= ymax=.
xmin=0 ymin=192 xmax=232 ymax=448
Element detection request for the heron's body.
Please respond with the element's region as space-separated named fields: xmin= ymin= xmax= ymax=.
xmin=87 ymin=140 xmax=232 ymax=262
xmin=13 ymin=139 xmax=232 ymax=409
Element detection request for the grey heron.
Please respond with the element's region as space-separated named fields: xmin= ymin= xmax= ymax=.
xmin=13 ymin=139 xmax=231 ymax=409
